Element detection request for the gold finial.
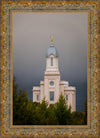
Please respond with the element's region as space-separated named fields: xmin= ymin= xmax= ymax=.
xmin=51 ymin=36 xmax=53 ymax=43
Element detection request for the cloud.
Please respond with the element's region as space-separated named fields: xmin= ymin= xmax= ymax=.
xmin=13 ymin=12 xmax=87 ymax=112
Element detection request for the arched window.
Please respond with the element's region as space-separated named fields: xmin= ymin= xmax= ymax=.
xmin=51 ymin=57 xmax=53 ymax=66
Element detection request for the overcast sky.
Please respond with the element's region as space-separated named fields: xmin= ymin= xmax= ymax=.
xmin=13 ymin=12 xmax=87 ymax=112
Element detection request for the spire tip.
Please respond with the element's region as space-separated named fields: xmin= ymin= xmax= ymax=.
xmin=51 ymin=36 xmax=53 ymax=43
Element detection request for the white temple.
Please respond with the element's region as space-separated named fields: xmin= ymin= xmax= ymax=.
xmin=32 ymin=37 xmax=76 ymax=112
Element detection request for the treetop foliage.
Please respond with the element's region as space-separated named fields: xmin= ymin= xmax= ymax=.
xmin=13 ymin=76 xmax=87 ymax=125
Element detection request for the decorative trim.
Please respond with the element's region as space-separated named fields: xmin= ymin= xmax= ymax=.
xmin=1 ymin=1 xmax=99 ymax=137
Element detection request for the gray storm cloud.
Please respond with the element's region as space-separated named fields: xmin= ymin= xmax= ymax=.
xmin=13 ymin=12 xmax=87 ymax=112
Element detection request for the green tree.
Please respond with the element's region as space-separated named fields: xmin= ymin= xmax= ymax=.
xmin=72 ymin=111 xmax=85 ymax=125
xmin=13 ymin=76 xmax=19 ymax=124
xmin=13 ymin=77 xmax=87 ymax=125
xmin=46 ymin=104 xmax=58 ymax=125
xmin=84 ymin=98 xmax=87 ymax=124
xmin=55 ymin=94 xmax=72 ymax=125
xmin=65 ymin=105 xmax=73 ymax=125
xmin=35 ymin=98 xmax=48 ymax=125
xmin=13 ymin=88 xmax=28 ymax=124
xmin=13 ymin=76 xmax=35 ymax=125
xmin=13 ymin=76 xmax=18 ymax=102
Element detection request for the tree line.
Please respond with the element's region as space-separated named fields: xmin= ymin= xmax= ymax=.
xmin=13 ymin=76 xmax=87 ymax=125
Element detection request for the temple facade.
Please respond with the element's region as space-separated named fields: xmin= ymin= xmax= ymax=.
xmin=32 ymin=37 xmax=76 ymax=112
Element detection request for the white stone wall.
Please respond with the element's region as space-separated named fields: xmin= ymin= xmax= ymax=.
xmin=33 ymin=82 xmax=76 ymax=112
xmin=40 ymin=81 xmax=44 ymax=103
xmin=33 ymin=90 xmax=40 ymax=102
xmin=44 ymin=75 xmax=60 ymax=104
xmin=46 ymin=55 xmax=59 ymax=72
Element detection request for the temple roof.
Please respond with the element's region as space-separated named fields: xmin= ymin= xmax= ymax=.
xmin=46 ymin=37 xmax=58 ymax=57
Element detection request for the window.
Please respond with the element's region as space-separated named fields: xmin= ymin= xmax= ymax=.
xmin=50 ymin=81 xmax=54 ymax=86
xmin=37 ymin=95 xmax=39 ymax=101
xmin=50 ymin=92 xmax=54 ymax=101
xmin=51 ymin=57 xmax=53 ymax=66
xmin=66 ymin=95 xmax=68 ymax=100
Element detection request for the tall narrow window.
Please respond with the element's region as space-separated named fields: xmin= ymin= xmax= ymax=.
xmin=66 ymin=95 xmax=68 ymax=100
xmin=37 ymin=95 xmax=39 ymax=101
xmin=51 ymin=57 xmax=53 ymax=66
xmin=50 ymin=92 xmax=54 ymax=101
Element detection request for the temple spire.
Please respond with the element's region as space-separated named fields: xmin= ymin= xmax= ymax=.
xmin=51 ymin=36 xmax=53 ymax=43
